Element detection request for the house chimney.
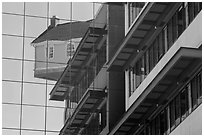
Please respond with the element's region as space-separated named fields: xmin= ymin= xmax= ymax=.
xmin=50 ymin=15 xmax=59 ymax=27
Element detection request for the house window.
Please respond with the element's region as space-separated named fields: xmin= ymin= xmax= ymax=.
xmin=67 ymin=43 xmax=75 ymax=57
xmin=49 ymin=46 xmax=54 ymax=59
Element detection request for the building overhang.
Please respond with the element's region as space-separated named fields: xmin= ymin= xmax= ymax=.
xmin=60 ymin=89 xmax=107 ymax=135
xmin=109 ymin=47 xmax=202 ymax=135
xmin=34 ymin=66 xmax=66 ymax=81
xmin=107 ymin=2 xmax=182 ymax=72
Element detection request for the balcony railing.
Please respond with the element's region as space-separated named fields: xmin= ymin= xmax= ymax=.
xmin=64 ymin=42 xmax=106 ymax=122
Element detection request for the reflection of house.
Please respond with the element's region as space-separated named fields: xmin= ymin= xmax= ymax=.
xmin=31 ymin=16 xmax=91 ymax=81
xmin=38 ymin=2 xmax=201 ymax=135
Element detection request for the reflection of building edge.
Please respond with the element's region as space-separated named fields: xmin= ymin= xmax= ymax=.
xmin=34 ymin=2 xmax=202 ymax=135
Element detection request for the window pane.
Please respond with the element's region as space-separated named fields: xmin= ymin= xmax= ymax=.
xmin=175 ymin=95 xmax=181 ymax=126
xmin=46 ymin=107 xmax=64 ymax=131
xmin=163 ymin=27 xmax=168 ymax=53
xmin=23 ymin=60 xmax=46 ymax=84
xmin=180 ymin=88 xmax=189 ymax=120
xmin=136 ymin=60 xmax=142 ymax=87
xmin=2 ymin=81 xmax=21 ymax=104
xmin=188 ymin=3 xmax=194 ymax=24
xmin=2 ymin=129 xmax=20 ymax=135
xmin=2 ymin=35 xmax=23 ymax=59
xmin=24 ymin=38 xmax=35 ymax=61
xmin=153 ymin=39 xmax=159 ymax=65
xmin=22 ymin=105 xmax=45 ymax=130
xmin=25 ymin=16 xmax=47 ymax=38
xmin=25 ymin=2 xmax=47 ymax=17
xmin=2 ymin=14 xmax=23 ymax=36
xmin=21 ymin=130 xmax=45 ymax=135
xmin=94 ymin=3 xmax=103 ymax=17
xmin=141 ymin=56 xmax=145 ymax=80
xmin=2 ymin=2 xmax=24 ymax=14
xmin=191 ymin=77 xmax=198 ymax=109
xmin=2 ymin=59 xmax=22 ymax=81
xmin=197 ymin=73 xmax=202 ymax=104
xmin=172 ymin=13 xmax=178 ymax=42
xmin=170 ymin=101 xmax=176 ymax=131
xmin=23 ymin=83 xmax=46 ymax=106
xmin=72 ymin=2 xmax=93 ymax=21
xmin=2 ymin=104 xmax=20 ymax=128
xmin=145 ymin=51 xmax=149 ymax=75
xmin=47 ymin=84 xmax=65 ymax=107
xmin=158 ymin=32 xmax=164 ymax=59
xmin=155 ymin=116 xmax=160 ymax=135
xmin=177 ymin=5 xmax=185 ymax=37
xmin=160 ymin=111 xmax=166 ymax=135
xmin=166 ymin=107 xmax=170 ymax=134
xmin=149 ymin=46 xmax=154 ymax=71
xmin=49 ymin=2 xmax=71 ymax=20
xmin=167 ymin=19 xmax=173 ymax=49
xmin=150 ymin=120 xmax=155 ymax=135
xmin=46 ymin=131 xmax=59 ymax=135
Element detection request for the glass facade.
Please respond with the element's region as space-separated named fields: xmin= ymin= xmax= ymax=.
xmin=2 ymin=2 xmax=102 ymax=135
xmin=128 ymin=2 xmax=202 ymax=96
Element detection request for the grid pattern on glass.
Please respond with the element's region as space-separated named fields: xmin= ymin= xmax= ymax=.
xmin=2 ymin=2 xmax=105 ymax=135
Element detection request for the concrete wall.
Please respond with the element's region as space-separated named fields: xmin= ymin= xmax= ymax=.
xmin=89 ymin=66 xmax=107 ymax=90
xmin=126 ymin=11 xmax=202 ymax=110
xmin=107 ymin=4 xmax=125 ymax=61
xmin=170 ymin=104 xmax=202 ymax=135
xmin=108 ymin=71 xmax=125 ymax=130
xmin=107 ymin=4 xmax=126 ymax=131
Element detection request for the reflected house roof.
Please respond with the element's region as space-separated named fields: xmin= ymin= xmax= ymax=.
xmin=31 ymin=19 xmax=93 ymax=44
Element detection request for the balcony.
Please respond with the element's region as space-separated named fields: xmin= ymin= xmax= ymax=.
xmin=108 ymin=2 xmax=182 ymax=72
xmin=109 ymin=47 xmax=201 ymax=134
xmin=60 ymin=89 xmax=106 ymax=134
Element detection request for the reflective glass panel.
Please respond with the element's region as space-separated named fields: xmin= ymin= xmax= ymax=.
xmin=2 ymin=35 xmax=23 ymax=59
xmin=2 ymin=81 xmax=21 ymax=104
xmin=24 ymin=38 xmax=35 ymax=61
xmin=25 ymin=2 xmax=47 ymax=17
xmin=2 ymin=2 xmax=24 ymax=14
xmin=49 ymin=2 xmax=71 ymax=21
xmin=22 ymin=105 xmax=45 ymax=130
xmin=25 ymin=16 xmax=47 ymax=38
xmin=22 ymin=83 xmax=46 ymax=106
xmin=2 ymin=104 xmax=21 ymax=128
xmin=72 ymin=2 xmax=93 ymax=21
xmin=2 ymin=14 xmax=23 ymax=36
xmin=2 ymin=59 xmax=22 ymax=81
xmin=46 ymin=107 xmax=64 ymax=131
xmin=2 ymin=129 xmax=20 ymax=135
xmin=23 ymin=60 xmax=46 ymax=84
xmin=46 ymin=131 xmax=59 ymax=135
xmin=21 ymin=130 xmax=45 ymax=135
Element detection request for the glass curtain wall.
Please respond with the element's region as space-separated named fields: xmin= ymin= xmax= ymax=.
xmin=2 ymin=2 xmax=102 ymax=135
